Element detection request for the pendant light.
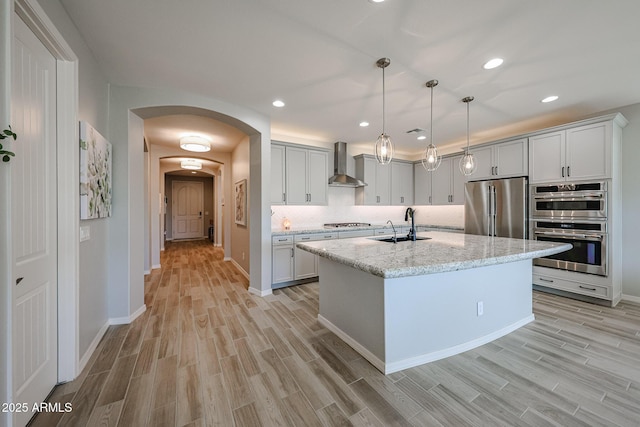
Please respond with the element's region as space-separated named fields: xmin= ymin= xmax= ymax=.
xmin=459 ymin=96 xmax=477 ymax=176
xmin=421 ymin=79 xmax=441 ymax=171
xmin=374 ymin=58 xmax=393 ymax=164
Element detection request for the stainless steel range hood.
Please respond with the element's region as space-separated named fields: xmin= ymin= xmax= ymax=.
xmin=328 ymin=142 xmax=367 ymax=187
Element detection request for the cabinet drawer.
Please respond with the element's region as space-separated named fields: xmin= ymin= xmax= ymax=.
xmin=272 ymin=235 xmax=294 ymax=245
xmin=294 ymin=233 xmax=335 ymax=242
xmin=533 ymin=273 xmax=610 ymax=299
xmin=338 ymin=229 xmax=374 ymax=239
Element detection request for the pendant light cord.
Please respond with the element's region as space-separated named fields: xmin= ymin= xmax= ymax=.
xmin=382 ymin=66 xmax=386 ymax=135
xmin=466 ymin=100 xmax=470 ymax=153
xmin=430 ymin=85 xmax=434 ymax=145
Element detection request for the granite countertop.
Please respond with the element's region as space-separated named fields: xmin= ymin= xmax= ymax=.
xmin=272 ymin=224 xmax=464 ymax=236
xmin=296 ymin=231 xmax=572 ymax=279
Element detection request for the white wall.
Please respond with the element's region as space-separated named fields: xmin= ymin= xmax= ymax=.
xmin=36 ymin=0 xmax=111 ymax=359
xmin=231 ymin=136 xmax=251 ymax=274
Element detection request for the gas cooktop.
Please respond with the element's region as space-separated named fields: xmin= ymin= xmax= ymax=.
xmin=323 ymin=222 xmax=372 ymax=229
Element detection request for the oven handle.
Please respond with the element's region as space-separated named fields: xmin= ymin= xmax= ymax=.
xmin=533 ymin=193 xmax=604 ymax=200
xmin=534 ymin=231 xmax=604 ymax=240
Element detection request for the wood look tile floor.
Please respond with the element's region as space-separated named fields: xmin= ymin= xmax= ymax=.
xmin=31 ymin=240 xmax=640 ymax=426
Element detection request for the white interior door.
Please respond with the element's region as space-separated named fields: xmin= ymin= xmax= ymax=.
xmin=173 ymin=181 xmax=204 ymax=239
xmin=12 ymin=14 xmax=58 ymax=426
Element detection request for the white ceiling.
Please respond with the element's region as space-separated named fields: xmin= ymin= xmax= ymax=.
xmin=59 ymin=0 xmax=640 ymax=157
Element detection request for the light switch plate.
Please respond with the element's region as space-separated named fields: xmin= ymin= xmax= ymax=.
xmin=80 ymin=225 xmax=91 ymax=242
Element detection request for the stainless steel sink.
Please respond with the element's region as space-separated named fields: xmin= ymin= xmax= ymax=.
xmin=374 ymin=236 xmax=431 ymax=243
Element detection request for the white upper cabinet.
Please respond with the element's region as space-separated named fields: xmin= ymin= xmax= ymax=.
xmin=413 ymin=162 xmax=433 ymax=205
xmin=271 ymin=144 xmax=286 ymax=205
xmin=530 ymin=120 xmax=613 ymax=184
xmin=355 ymin=155 xmax=391 ymax=205
xmin=470 ymin=138 xmax=528 ymax=181
xmin=431 ymin=156 xmax=465 ymax=205
xmin=272 ymin=142 xmax=329 ymax=205
xmin=391 ymin=161 xmax=414 ymax=206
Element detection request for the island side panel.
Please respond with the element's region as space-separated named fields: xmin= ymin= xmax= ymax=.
xmin=384 ymin=259 xmax=534 ymax=373
xmin=317 ymin=257 xmax=386 ymax=369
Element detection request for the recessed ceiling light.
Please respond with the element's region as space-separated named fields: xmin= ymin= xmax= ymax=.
xmin=417 ymin=135 xmax=427 ymax=140
xmin=191 ymin=171 xmax=197 ymax=174
xmin=359 ymin=121 xmax=370 ymax=127
xmin=369 ymin=0 xmax=385 ymax=3
xmin=272 ymin=100 xmax=285 ymax=107
xmin=483 ymin=58 xmax=504 ymax=70
xmin=541 ymin=95 xmax=559 ymax=103
xmin=180 ymin=135 xmax=210 ymax=152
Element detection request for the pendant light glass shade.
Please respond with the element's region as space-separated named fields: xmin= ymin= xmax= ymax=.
xmin=374 ymin=58 xmax=393 ymax=164
xmin=459 ymin=96 xmax=477 ymax=176
xmin=421 ymin=79 xmax=441 ymax=171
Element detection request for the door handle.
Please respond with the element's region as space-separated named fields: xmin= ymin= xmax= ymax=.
xmin=494 ymin=166 xmax=498 ymax=175
xmin=562 ymin=166 xmax=565 ymax=177
xmin=567 ymin=166 xmax=571 ymax=177
xmin=283 ymin=193 xmax=286 ymax=202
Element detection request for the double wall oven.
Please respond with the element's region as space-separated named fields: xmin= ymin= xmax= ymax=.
xmin=531 ymin=182 xmax=608 ymax=277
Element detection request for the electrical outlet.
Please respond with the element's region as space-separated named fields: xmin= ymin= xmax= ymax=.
xmin=477 ymin=301 xmax=484 ymax=316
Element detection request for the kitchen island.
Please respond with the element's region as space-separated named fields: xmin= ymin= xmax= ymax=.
xmin=297 ymin=231 xmax=571 ymax=374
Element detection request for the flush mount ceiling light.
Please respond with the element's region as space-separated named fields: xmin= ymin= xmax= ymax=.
xmin=272 ymin=99 xmax=285 ymax=107
xmin=421 ymin=79 xmax=442 ymax=172
xmin=180 ymin=135 xmax=210 ymax=152
xmin=359 ymin=121 xmax=370 ymax=127
xmin=459 ymin=96 xmax=477 ymax=176
xmin=483 ymin=58 xmax=504 ymax=70
xmin=374 ymin=57 xmax=393 ymax=164
xmin=369 ymin=0 xmax=385 ymax=3
xmin=181 ymin=159 xmax=202 ymax=170
xmin=541 ymin=95 xmax=559 ymax=103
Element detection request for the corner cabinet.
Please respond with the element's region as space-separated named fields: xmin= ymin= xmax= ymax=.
xmin=470 ymin=138 xmax=528 ymax=181
xmin=390 ymin=160 xmax=414 ymax=206
xmin=431 ymin=155 xmax=466 ymax=205
xmin=354 ymin=155 xmax=391 ymax=205
xmin=271 ymin=142 xmax=329 ymax=205
xmin=272 ymin=232 xmax=337 ymax=288
xmin=529 ymin=117 xmax=626 ymax=184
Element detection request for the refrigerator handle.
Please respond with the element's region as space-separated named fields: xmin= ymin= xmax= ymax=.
xmin=492 ymin=185 xmax=498 ymax=236
xmin=487 ymin=185 xmax=494 ymax=236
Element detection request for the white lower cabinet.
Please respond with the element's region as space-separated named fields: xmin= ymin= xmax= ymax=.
xmin=272 ymin=236 xmax=294 ymax=284
xmin=272 ymin=232 xmax=337 ymax=287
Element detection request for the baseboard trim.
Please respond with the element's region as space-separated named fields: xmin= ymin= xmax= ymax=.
xmin=152 ymin=264 xmax=161 ymax=270
xmin=109 ymin=304 xmax=147 ymax=326
xmin=144 ymin=270 xmax=151 ymax=275
xmin=248 ymin=287 xmax=273 ymax=297
xmin=78 ymin=321 xmax=110 ymax=374
xmin=229 ymin=258 xmax=250 ymax=280
xmin=318 ymin=313 xmax=535 ymax=375
xmin=621 ymin=294 xmax=640 ymax=304
xmin=223 ymin=257 xmax=231 ymax=261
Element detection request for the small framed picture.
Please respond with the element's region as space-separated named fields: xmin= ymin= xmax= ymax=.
xmin=235 ymin=179 xmax=247 ymax=226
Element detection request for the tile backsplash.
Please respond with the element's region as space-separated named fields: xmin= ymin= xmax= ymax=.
xmin=271 ymin=187 xmax=464 ymax=231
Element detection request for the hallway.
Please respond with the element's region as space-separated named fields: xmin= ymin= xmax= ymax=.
xmin=31 ymin=240 xmax=640 ymax=426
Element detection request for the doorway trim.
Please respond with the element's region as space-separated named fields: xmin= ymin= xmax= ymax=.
xmin=14 ymin=0 xmax=80 ymax=384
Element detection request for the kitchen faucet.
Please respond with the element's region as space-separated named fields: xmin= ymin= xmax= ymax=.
xmin=405 ymin=207 xmax=416 ymax=241
xmin=386 ymin=220 xmax=397 ymax=243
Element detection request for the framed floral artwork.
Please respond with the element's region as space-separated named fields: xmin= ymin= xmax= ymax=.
xmin=235 ymin=179 xmax=247 ymax=226
xmin=80 ymin=121 xmax=112 ymax=219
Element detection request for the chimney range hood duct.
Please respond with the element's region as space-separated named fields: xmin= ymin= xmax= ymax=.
xmin=328 ymin=142 xmax=367 ymax=187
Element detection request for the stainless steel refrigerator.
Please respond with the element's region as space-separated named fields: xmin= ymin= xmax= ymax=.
xmin=464 ymin=177 xmax=528 ymax=239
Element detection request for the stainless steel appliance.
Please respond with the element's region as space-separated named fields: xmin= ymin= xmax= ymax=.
xmin=532 ymin=219 xmax=607 ymax=276
xmin=531 ymin=181 xmax=607 ymax=219
xmin=464 ymin=177 xmax=528 ymax=238
xmin=328 ymin=142 xmax=367 ymax=187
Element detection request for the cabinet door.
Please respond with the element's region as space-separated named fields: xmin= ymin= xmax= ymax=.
xmin=285 ymin=147 xmax=309 ymax=204
xmin=566 ymin=122 xmax=611 ymax=181
xmin=358 ymin=156 xmax=378 ymax=205
xmin=413 ymin=163 xmax=432 ymax=205
xmin=470 ymin=146 xmax=494 ymax=181
xmin=391 ymin=161 xmax=414 ymax=205
xmin=431 ymin=158 xmax=452 ymax=205
xmin=294 ymin=247 xmax=318 ymax=280
xmin=376 ymin=162 xmax=391 ymax=205
xmin=529 ymin=131 xmax=565 ymax=184
xmin=450 ymin=155 xmax=466 ymax=205
xmin=271 ymin=145 xmax=286 ymax=205
xmin=307 ymin=150 xmax=328 ymax=205
xmin=272 ymin=245 xmax=294 ymax=283
xmin=495 ymin=138 xmax=528 ymax=178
